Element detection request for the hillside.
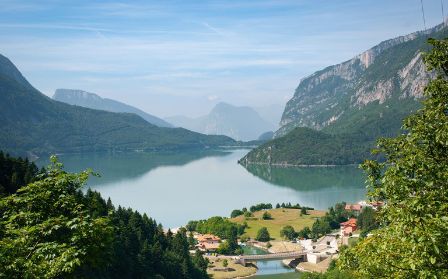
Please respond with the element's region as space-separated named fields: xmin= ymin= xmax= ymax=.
xmin=0 ymin=55 xmax=234 ymax=157
xmin=242 ymin=23 xmax=447 ymax=165
xmin=53 ymin=89 xmax=172 ymax=127
xmin=166 ymin=102 xmax=274 ymax=141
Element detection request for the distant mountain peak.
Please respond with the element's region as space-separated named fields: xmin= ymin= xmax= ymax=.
xmin=54 ymin=89 xmax=102 ymax=101
xmin=166 ymin=102 xmax=275 ymax=141
xmin=53 ymin=88 xmax=173 ymax=128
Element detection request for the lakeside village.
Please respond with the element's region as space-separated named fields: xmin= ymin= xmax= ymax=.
xmin=172 ymin=200 xmax=383 ymax=278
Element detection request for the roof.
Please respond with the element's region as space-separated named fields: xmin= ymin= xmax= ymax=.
xmin=345 ymin=204 xmax=363 ymax=211
xmin=196 ymin=242 xmax=220 ymax=250
xmin=370 ymin=201 xmax=384 ymax=207
xmin=196 ymin=234 xmax=221 ymax=242
xmin=340 ymin=218 xmax=357 ymax=227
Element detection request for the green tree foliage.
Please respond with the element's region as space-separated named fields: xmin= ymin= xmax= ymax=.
xmin=256 ymin=227 xmax=271 ymax=242
xmin=262 ymin=211 xmax=272 ymax=220
xmin=311 ymin=219 xmax=331 ymax=238
xmin=230 ymin=209 xmax=244 ymax=218
xmin=0 ymin=151 xmax=42 ymax=195
xmin=249 ymin=203 xmax=272 ymax=212
xmin=338 ymin=38 xmax=448 ymax=278
xmin=356 ymin=206 xmax=377 ymax=234
xmin=280 ymin=225 xmax=297 ymax=240
xmin=297 ymin=226 xmax=311 ymax=239
xmin=191 ymin=216 xmax=245 ymax=255
xmin=301 ymin=269 xmax=356 ymax=279
xmin=0 ymin=156 xmax=113 ymax=278
xmin=301 ymin=207 xmax=307 ymax=215
xmin=0 ymin=156 xmax=209 ymax=279
xmin=297 ymin=202 xmax=348 ymax=240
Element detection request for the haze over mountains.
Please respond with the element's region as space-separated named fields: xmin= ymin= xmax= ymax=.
xmin=242 ymin=22 xmax=447 ymax=165
xmin=165 ymin=102 xmax=282 ymax=141
xmin=53 ymin=89 xmax=172 ymax=128
xmin=0 ymin=54 xmax=234 ymax=157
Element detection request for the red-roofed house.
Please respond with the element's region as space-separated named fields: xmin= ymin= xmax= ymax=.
xmin=345 ymin=204 xmax=362 ymax=212
xmin=340 ymin=218 xmax=357 ymax=236
xmin=195 ymin=234 xmax=221 ymax=252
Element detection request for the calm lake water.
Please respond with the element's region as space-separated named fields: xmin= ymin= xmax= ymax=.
xmin=243 ymin=246 xmax=295 ymax=277
xmin=36 ymin=149 xmax=366 ymax=228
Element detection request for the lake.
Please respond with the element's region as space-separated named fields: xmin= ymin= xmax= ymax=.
xmin=36 ymin=149 xmax=366 ymax=229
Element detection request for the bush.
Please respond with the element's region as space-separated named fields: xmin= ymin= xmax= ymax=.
xmin=230 ymin=209 xmax=244 ymax=218
xmin=280 ymin=225 xmax=297 ymax=240
xmin=262 ymin=211 xmax=272 ymax=220
xmin=256 ymin=227 xmax=271 ymax=242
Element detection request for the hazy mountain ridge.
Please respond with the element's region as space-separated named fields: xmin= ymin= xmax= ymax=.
xmin=0 ymin=54 xmax=234 ymax=157
xmin=166 ymin=102 xmax=275 ymax=141
xmin=53 ymin=89 xmax=172 ymax=128
xmin=242 ymin=22 xmax=447 ymax=165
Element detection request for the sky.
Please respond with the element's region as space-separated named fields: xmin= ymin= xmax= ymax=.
xmin=0 ymin=0 xmax=445 ymax=117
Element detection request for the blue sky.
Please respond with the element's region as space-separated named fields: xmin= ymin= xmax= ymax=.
xmin=0 ymin=0 xmax=445 ymax=117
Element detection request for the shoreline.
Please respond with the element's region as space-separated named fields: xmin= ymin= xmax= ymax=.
xmin=239 ymin=161 xmax=359 ymax=168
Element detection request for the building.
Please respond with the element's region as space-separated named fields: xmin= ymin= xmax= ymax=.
xmin=340 ymin=218 xmax=357 ymax=236
xmin=195 ymin=234 xmax=221 ymax=252
xmin=345 ymin=203 xmax=363 ymax=212
xmin=369 ymin=201 xmax=384 ymax=210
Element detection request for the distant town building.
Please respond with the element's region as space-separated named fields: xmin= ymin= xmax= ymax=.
xmin=195 ymin=234 xmax=221 ymax=252
xmin=345 ymin=203 xmax=363 ymax=212
xmin=340 ymin=218 xmax=357 ymax=236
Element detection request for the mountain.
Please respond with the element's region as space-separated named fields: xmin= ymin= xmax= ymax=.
xmin=0 ymin=54 xmax=235 ymax=157
xmin=53 ymin=89 xmax=172 ymax=128
xmin=165 ymin=102 xmax=275 ymax=141
xmin=241 ymin=22 xmax=447 ymax=165
xmin=253 ymin=104 xmax=284 ymax=131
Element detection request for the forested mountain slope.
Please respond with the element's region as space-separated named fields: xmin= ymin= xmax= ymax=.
xmin=0 ymin=54 xmax=234 ymax=157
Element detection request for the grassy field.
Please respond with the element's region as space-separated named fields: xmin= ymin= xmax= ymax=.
xmin=230 ymin=208 xmax=326 ymax=240
xmin=254 ymin=272 xmax=302 ymax=278
xmin=207 ymin=259 xmax=257 ymax=279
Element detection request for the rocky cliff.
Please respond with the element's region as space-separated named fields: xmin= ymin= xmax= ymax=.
xmin=277 ymin=22 xmax=446 ymax=137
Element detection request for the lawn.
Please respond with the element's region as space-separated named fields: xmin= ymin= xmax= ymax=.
xmin=254 ymin=272 xmax=302 ymax=278
xmin=207 ymin=259 xmax=257 ymax=279
xmin=230 ymin=208 xmax=326 ymax=240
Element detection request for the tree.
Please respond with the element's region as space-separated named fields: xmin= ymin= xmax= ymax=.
xmin=338 ymin=38 xmax=448 ymax=278
xmin=311 ymin=218 xmax=331 ymax=238
xmin=357 ymin=206 xmax=377 ymax=233
xmin=301 ymin=207 xmax=308 ymax=215
xmin=222 ymin=259 xmax=228 ymax=268
xmin=0 ymin=156 xmax=113 ymax=278
xmin=188 ymin=231 xmax=196 ymax=248
xmin=262 ymin=211 xmax=272 ymax=220
xmin=256 ymin=227 xmax=271 ymax=242
xmin=297 ymin=226 xmax=312 ymax=239
xmin=280 ymin=225 xmax=297 ymax=240
xmin=230 ymin=209 xmax=244 ymax=218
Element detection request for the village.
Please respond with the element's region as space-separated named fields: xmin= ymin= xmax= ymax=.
xmin=184 ymin=200 xmax=383 ymax=278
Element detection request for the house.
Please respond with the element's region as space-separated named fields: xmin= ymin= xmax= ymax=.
xmin=340 ymin=218 xmax=357 ymax=236
xmin=369 ymin=201 xmax=384 ymax=210
xmin=345 ymin=203 xmax=363 ymax=212
xmin=195 ymin=234 xmax=221 ymax=252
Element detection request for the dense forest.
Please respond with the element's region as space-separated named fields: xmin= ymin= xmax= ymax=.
xmin=0 ymin=151 xmax=42 ymax=195
xmin=241 ymin=127 xmax=379 ymax=165
xmin=0 ymin=153 xmax=209 ymax=278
